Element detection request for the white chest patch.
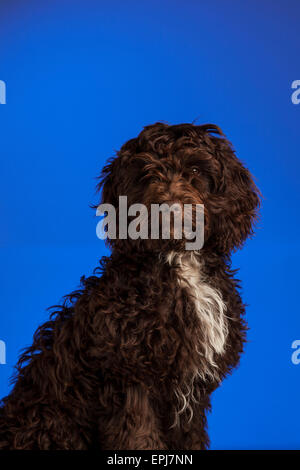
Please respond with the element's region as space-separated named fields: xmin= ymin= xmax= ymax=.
xmin=166 ymin=251 xmax=228 ymax=379
xmin=165 ymin=252 xmax=228 ymax=426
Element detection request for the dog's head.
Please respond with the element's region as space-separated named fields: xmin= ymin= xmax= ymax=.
xmin=97 ymin=122 xmax=260 ymax=255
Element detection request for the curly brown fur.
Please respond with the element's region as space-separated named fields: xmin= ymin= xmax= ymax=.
xmin=0 ymin=122 xmax=260 ymax=449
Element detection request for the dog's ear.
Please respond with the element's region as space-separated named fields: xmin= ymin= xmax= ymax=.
xmin=96 ymin=138 xmax=138 ymax=207
xmin=96 ymin=156 xmax=122 ymax=208
xmin=98 ymin=158 xmax=116 ymax=206
xmin=206 ymin=131 xmax=261 ymax=255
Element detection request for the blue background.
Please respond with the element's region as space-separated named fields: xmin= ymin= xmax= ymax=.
xmin=0 ymin=0 xmax=299 ymax=449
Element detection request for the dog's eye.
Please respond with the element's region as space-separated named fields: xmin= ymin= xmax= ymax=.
xmin=191 ymin=168 xmax=199 ymax=174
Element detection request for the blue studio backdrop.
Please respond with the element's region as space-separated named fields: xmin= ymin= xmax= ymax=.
xmin=0 ymin=0 xmax=299 ymax=449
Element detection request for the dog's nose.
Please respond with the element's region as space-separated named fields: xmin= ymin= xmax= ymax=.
xmin=161 ymin=200 xmax=182 ymax=212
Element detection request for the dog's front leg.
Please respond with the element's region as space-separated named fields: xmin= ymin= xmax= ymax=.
xmin=100 ymin=383 xmax=167 ymax=450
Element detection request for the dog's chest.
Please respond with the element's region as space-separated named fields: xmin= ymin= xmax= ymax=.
xmin=166 ymin=252 xmax=228 ymax=367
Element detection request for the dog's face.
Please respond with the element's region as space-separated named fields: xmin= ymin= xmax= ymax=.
xmin=97 ymin=123 xmax=260 ymax=255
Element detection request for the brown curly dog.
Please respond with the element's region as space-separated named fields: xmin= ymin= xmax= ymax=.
xmin=0 ymin=122 xmax=260 ymax=450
